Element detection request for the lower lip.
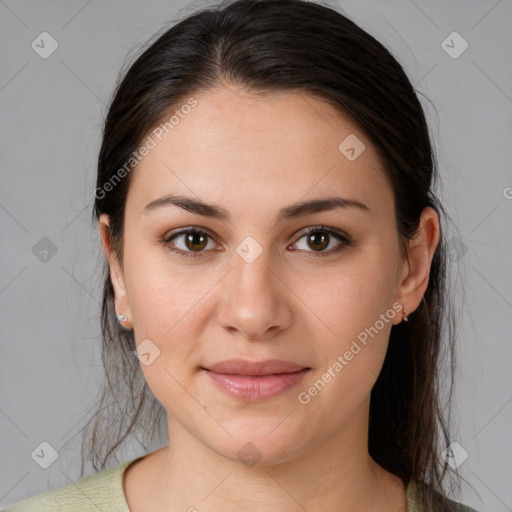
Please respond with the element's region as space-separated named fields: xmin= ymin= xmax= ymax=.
xmin=203 ymin=368 xmax=310 ymax=402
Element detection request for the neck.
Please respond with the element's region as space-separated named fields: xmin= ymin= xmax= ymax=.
xmin=131 ymin=409 xmax=406 ymax=511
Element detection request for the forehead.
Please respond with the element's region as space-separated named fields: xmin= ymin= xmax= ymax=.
xmin=126 ymin=86 xmax=392 ymax=220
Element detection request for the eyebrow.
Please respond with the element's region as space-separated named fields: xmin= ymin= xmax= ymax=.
xmin=142 ymin=194 xmax=370 ymax=222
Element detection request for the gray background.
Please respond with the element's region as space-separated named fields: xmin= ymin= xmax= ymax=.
xmin=1 ymin=0 xmax=511 ymax=510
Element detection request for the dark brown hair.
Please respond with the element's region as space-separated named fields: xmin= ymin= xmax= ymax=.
xmin=80 ymin=0 xmax=467 ymax=508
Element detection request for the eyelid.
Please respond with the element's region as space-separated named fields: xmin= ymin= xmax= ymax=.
xmin=291 ymin=225 xmax=351 ymax=244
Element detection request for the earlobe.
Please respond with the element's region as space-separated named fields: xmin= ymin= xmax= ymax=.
xmin=99 ymin=214 xmax=133 ymax=328
xmin=395 ymin=207 xmax=440 ymax=323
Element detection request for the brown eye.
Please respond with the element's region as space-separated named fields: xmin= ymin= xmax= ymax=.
xmin=291 ymin=226 xmax=352 ymax=257
xmin=163 ymin=229 xmax=218 ymax=258
xmin=183 ymin=231 xmax=208 ymax=251
xmin=163 ymin=226 xmax=351 ymax=260
xmin=305 ymin=231 xmax=330 ymax=251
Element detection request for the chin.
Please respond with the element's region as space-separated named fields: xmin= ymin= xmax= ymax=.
xmin=199 ymin=415 xmax=316 ymax=467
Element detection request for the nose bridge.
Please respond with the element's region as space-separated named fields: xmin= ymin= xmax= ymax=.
xmin=231 ymin=234 xmax=276 ymax=303
xmin=215 ymin=234 xmax=290 ymax=339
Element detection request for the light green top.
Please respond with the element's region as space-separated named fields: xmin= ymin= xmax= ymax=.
xmin=1 ymin=457 xmax=479 ymax=511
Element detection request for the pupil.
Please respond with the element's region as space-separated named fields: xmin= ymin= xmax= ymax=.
xmin=186 ymin=232 xmax=207 ymax=251
xmin=308 ymin=232 xmax=329 ymax=251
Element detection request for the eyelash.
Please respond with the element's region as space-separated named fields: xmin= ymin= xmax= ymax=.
xmin=161 ymin=226 xmax=352 ymax=259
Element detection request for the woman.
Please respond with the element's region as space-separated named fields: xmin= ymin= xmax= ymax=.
xmin=3 ymin=0 xmax=480 ymax=510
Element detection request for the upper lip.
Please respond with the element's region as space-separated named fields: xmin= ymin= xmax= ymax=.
xmin=204 ymin=359 xmax=309 ymax=376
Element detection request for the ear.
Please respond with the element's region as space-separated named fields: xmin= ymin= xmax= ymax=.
xmin=394 ymin=206 xmax=440 ymax=324
xmin=99 ymin=214 xmax=133 ymax=328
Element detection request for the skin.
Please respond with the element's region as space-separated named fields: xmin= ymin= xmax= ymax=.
xmin=99 ymin=86 xmax=440 ymax=511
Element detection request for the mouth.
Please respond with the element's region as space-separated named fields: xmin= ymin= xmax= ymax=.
xmin=201 ymin=359 xmax=311 ymax=402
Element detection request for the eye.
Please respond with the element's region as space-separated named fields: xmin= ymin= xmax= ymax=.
xmin=289 ymin=226 xmax=352 ymax=257
xmin=162 ymin=228 xmax=220 ymax=258
xmin=162 ymin=226 xmax=352 ymax=259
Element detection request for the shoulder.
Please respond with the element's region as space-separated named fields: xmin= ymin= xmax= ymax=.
xmin=443 ymin=496 xmax=480 ymax=512
xmin=1 ymin=458 xmax=141 ymax=512
xmin=407 ymin=479 xmax=481 ymax=512
xmin=444 ymin=496 xmax=480 ymax=512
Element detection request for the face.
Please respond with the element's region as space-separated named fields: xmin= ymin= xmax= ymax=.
xmin=102 ymin=87 xmax=413 ymax=465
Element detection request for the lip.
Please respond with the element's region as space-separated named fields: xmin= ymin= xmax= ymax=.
xmin=202 ymin=359 xmax=310 ymax=402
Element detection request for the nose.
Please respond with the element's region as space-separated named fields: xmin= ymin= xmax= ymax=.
xmin=215 ymin=243 xmax=293 ymax=341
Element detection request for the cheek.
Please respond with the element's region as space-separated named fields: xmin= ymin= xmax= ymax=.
xmin=122 ymin=244 xmax=207 ymax=384
xmin=123 ymin=237 xmax=205 ymax=332
xmin=296 ymin=296 xmax=395 ymax=435
xmin=128 ymin=269 xmax=210 ymax=371
xmin=312 ymin=255 xmax=397 ymax=343
xmin=300 ymin=248 xmax=399 ymax=403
